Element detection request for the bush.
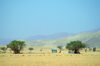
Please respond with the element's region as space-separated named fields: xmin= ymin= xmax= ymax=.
xmin=1 ymin=47 xmax=7 ymax=52
xmin=29 ymin=47 xmax=34 ymax=51
xmin=97 ymin=50 xmax=100 ymax=52
xmin=40 ymin=49 xmax=42 ymax=51
xmin=57 ymin=45 xmax=63 ymax=53
xmin=93 ymin=47 xmax=96 ymax=52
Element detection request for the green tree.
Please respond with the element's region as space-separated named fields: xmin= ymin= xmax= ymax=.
xmin=57 ymin=45 xmax=63 ymax=53
xmin=7 ymin=40 xmax=26 ymax=54
xmin=29 ymin=47 xmax=34 ymax=51
xmin=66 ymin=41 xmax=86 ymax=53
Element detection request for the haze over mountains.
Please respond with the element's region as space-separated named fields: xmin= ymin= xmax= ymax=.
xmin=82 ymin=27 xmax=100 ymax=33
xmin=0 ymin=27 xmax=100 ymax=48
xmin=26 ymin=27 xmax=100 ymax=40
xmin=27 ymin=32 xmax=76 ymax=40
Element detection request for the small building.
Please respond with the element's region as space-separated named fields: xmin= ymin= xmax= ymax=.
xmin=52 ymin=48 xmax=57 ymax=53
xmin=68 ymin=51 xmax=74 ymax=54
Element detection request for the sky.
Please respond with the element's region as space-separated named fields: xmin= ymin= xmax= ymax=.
xmin=0 ymin=0 xmax=100 ymax=39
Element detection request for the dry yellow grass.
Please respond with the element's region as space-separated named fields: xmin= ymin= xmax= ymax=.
xmin=0 ymin=46 xmax=100 ymax=66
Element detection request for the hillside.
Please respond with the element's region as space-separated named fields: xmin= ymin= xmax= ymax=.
xmin=0 ymin=27 xmax=100 ymax=46
xmin=18 ymin=30 xmax=100 ymax=48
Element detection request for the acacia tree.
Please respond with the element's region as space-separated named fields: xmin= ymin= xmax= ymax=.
xmin=66 ymin=41 xmax=86 ymax=53
xmin=57 ymin=45 xmax=63 ymax=53
xmin=7 ymin=40 xmax=26 ymax=54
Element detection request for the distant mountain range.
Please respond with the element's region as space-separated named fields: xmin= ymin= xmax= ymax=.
xmin=0 ymin=27 xmax=100 ymax=47
xmin=17 ymin=30 xmax=100 ymax=48
xmin=26 ymin=32 xmax=76 ymax=40
xmin=0 ymin=39 xmax=12 ymax=46
xmin=86 ymin=27 xmax=100 ymax=32
xmin=26 ymin=27 xmax=100 ymax=40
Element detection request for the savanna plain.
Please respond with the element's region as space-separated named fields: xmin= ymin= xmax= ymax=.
xmin=0 ymin=46 xmax=100 ymax=66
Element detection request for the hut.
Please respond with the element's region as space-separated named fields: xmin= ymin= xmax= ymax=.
xmin=52 ymin=48 xmax=57 ymax=53
xmin=68 ymin=51 xmax=74 ymax=54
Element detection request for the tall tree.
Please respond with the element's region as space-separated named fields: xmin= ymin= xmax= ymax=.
xmin=66 ymin=41 xmax=86 ymax=53
xmin=7 ymin=40 xmax=26 ymax=54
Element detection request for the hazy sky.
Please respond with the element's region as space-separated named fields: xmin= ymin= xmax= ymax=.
xmin=0 ymin=0 xmax=100 ymax=39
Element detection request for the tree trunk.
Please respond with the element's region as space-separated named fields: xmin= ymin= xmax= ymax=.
xmin=59 ymin=51 xmax=61 ymax=53
xmin=14 ymin=50 xmax=20 ymax=54
xmin=74 ymin=50 xmax=80 ymax=54
xmin=74 ymin=50 xmax=77 ymax=53
xmin=85 ymin=49 xmax=87 ymax=52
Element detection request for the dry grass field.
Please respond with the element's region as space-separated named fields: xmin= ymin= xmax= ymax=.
xmin=0 ymin=46 xmax=100 ymax=66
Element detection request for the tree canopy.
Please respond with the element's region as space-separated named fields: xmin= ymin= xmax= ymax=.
xmin=66 ymin=41 xmax=86 ymax=53
xmin=7 ymin=40 xmax=26 ymax=54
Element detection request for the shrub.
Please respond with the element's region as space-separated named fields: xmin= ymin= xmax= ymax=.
xmin=1 ymin=47 xmax=7 ymax=52
xmin=29 ymin=47 xmax=34 ymax=51
xmin=40 ymin=49 xmax=42 ymax=51
xmin=93 ymin=47 xmax=96 ymax=52
xmin=57 ymin=45 xmax=63 ymax=53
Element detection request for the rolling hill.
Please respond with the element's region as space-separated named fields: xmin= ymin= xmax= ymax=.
xmin=17 ymin=30 xmax=100 ymax=48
